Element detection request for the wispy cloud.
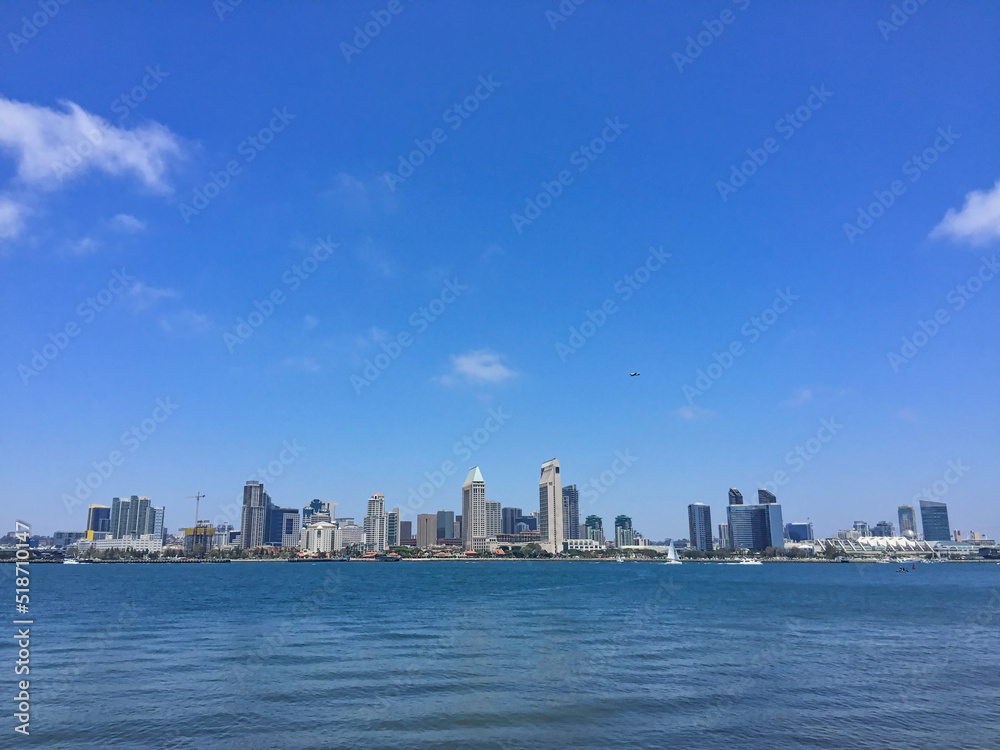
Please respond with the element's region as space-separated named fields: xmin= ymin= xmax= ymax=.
xmin=677 ymin=405 xmax=715 ymax=420
xmin=0 ymin=197 xmax=27 ymax=241
xmin=931 ymin=179 xmax=1000 ymax=245
xmin=127 ymin=281 xmax=178 ymax=312
xmin=110 ymin=213 xmax=146 ymax=233
xmin=784 ymin=387 xmax=813 ymax=407
xmin=63 ymin=237 xmax=99 ymax=256
xmin=439 ymin=349 xmax=516 ymax=385
xmin=159 ymin=309 xmax=210 ymax=335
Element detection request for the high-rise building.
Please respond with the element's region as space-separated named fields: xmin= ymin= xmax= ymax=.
xmin=539 ymin=458 xmax=563 ymax=553
xmin=728 ymin=488 xmax=744 ymax=505
xmin=303 ymin=499 xmax=331 ymax=526
xmin=485 ymin=500 xmax=502 ymax=536
xmin=585 ymin=515 xmax=604 ymax=543
xmin=718 ymin=522 xmax=731 ymax=549
xmin=516 ymin=514 xmax=537 ymax=531
xmin=853 ymin=521 xmax=871 ymax=536
xmin=920 ymin=500 xmax=951 ymax=542
xmin=614 ymin=515 xmax=634 ymax=548
xmin=872 ymin=521 xmax=895 ymax=537
xmin=416 ymin=514 xmax=437 ymax=548
xmin=562 ymin=484 xmax=580 ymax=539
xmin=784 ymin=522 xmax=813 ymax=541
xmin=436 ymin=510 xmax=454 ymax=541
xmin=364 ymin=494 xmax=388 ymax=552
xmin=399 ymin=520 xmax=413 ymax=545
xmin=454 ymin=515 xmax=462 ymax=540
xmin=240 ymin=481 xmax=272 ymax=549
xmin=687 ymin=503 xmax=713 ymax=551
xmin=387 ymin=507 xmax=401 ymax=548
xmin=110 ymin=496 xmax=130 ymax=538
xmin=898 ymin=505 xmax=917 ymax=539
xmin=87 ymin=505 xmax=111 ymax=534
xmin=501 ymin=507 xmax=522 ymax=535
xmin=758 ymin=489 xmax=777 ymax=504
xmin=267 ymin=507 xmax=300 ymax=547
xmin=726 ymin=489 xmax=783 ymax=551
xmin=462 ymin=466 xmax=487 ymax=550
xmin=109 ymin=496 xmax=162 ymax=539
xmin=301 ymin=522 xmax=342 ymax=554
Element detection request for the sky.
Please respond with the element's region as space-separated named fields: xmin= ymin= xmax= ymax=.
xmin=1 ymin=0 xmax=999 ymax=540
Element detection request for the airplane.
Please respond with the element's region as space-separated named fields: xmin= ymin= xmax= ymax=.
xmin=629 ymin=372 xmax=640 ymax=377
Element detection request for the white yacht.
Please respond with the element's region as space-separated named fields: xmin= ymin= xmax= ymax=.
xmin=662 ymin=541 xmax=682 ymax=565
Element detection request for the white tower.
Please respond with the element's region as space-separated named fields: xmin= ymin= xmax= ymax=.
xmin=462 ymin=466 xmax=486 ymax=551
xmin=539 ymin=458 xmax=563 ymax=554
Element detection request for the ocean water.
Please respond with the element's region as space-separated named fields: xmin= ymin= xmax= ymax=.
xmin=10 ymin=561 xmax=1000 ymax=749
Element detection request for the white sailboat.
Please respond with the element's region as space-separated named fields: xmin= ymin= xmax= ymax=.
xmin=663 ymin=541 xmax=682 ymax=565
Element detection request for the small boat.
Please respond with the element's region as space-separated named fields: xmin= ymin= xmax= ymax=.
xmin=63 ymin=558 xmax=82 ymax=564
xmin=728 ymin=558 xmax=763 ymax=565
xmin=662 ymin=541 xmax=682 ymax=565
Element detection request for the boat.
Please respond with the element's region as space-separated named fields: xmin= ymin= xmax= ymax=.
xmin=727 ymin=558 xmax=763 ymax=565
xmin=63 ymin=558 xmax=81 ymax=565
xmin=662 ymin=541 xmax=682 ymax=565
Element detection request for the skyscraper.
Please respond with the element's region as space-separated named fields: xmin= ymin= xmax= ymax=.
xmin=501 ymin=507 xmax=522 ymax=535
xmin=86 ymin=504 xmax=111 ymax=534
xmin=436 ymin=510 xmax=454 ymax=540
xmin=268 ymin=507 xmax=300 ymax=547
xmin=784 ymin=522 xmax=813 ymax=541
xmin=585 ymin=515 xmax=604 ymax=543
xmin=462 ymin=466 xmax=487 ymax=550
xmin=726 ymin=489 xmax=783 ymax=551
xmin=387 ymin=507 xmax=401 ymax=548
xmin=614 ymin=515 xmax=634 ymax=548
xmin=303 ymin=499 xmax=331 ymax=525
xmin=562 ymin=484 xmax=580 ymax=539
xmin=485 ymin=500 xmax=502 ymax=536
xmin=109 ymin=496 xmax=162 ymax=539
xmin=919 ymin=500 xmax=951 ymax=542
xmin=758 ymin=489 xmax=776 ymax=504
xmin=399 ymin=520 xmax=413 ymax=545
xmin=416 ymin=514 xmax=437 ymax=548
xmin=364 ymin=494 xmax=388 ymax=551
xmin=240 ymin=481 xmax=271 ymax=549
xmin=687 ymin=503 xmax=713 ymax=551
xmin=898 ymin=505 xmax=917 ymax=539
xmin=539 ymin=458 xmax=563 ymax=554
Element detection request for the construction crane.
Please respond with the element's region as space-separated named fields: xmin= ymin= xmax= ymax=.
xmin=186 ymin=493 xmax=206 ymax=529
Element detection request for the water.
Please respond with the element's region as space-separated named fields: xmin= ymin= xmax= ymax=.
xmin=10 ymin=561 xmax=1000 ymax=749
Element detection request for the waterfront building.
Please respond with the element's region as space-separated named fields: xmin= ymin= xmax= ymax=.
xmin=585 ymin=515 xmax=604 ymax=544
xmin=785 ymin=522 xmax=813 ymax=542
xmin=301 ymin=522 xmax=342 ymax=554
xmin=340 ymin=522 xmax=364 ymax=548
xmin=564 ymin=538 xmax=604 ymax=552
xmin=183 ymin=523 xmax=216 ymax=556
xmin=454 ymin=515 xmax=462 ymax=540
xmin=539 ymin=458 xmax=564 ymax=554
xmin=728 ymin=488 xmax=744 ymax=505
xmin=417 ymin=514 xmax=437 ymax=548
xmin=86 ymin=505 xmax=111 ymax=534
xmin=872 ymin=521 xmax=895 ymax=537
xmin=614 ymin=515 xmax=634 ymax=548
xmin=75 ymin=535 xmax=164 ymax=554
xmin=825 ymin=535 xmax=935 ymax=558
xmin=400 ymin=520 xmax=413 ymax=546
xmin=501 ymin=507 xmax=522 ymax=535
xmin=268 ymin=506 xmax=300 ymax=547
xmin=364 ymin=494 xmax=388 ymax=552
xmin=727 ymin=489 xmax=783 ymax=551
xmin=898 ymin=505 xmax=918 ymax=538
xmin=718 ymin=522 xmax=731 ymax=549
xmin=853 ymin=521 xmax=871 ymax=536
xmin=758 ymin=489 xmax=777 ymax=504
xmin=516 ymin=514 xmax=537 ymax=531
xmin=109 ymin=495 xmax=163 ymax=540
xmin=562 ymin=484 xmax=580 ymax=539
xmin=53 ymin=531 xmax=86 ymax=550
xmin=920 ymin=500 xmax=951 ymax=542
xmin=212 ymin=522 xmax=234 ymax=549
xmin=485 ymin=500 xmax=502 ymax=537
xmin=687 ymin=503 xmax=713 ymax=551
xmin=240 ymin=482 xmax=272 ymax=549
xmin=462 ymin=466 xmax=487 ymax=551
xmin=387 ymin=507 xmax=401 ymax=548
xmin=436 ymin=510 xmax=455 ymax=540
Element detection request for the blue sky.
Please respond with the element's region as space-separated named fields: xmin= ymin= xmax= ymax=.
xmin=2 ymin=1 xmax=999 ymax=539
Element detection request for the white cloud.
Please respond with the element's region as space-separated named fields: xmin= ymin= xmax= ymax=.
xmin=0 ymin=197 xmax=26 ymax=240
xmin=159 ymin=309 xmax=210 ymax=335
xmin=784 ymin=388 xmax=813 ymax=407
xmin=0 ymin=96 xmax=182 ymax=193
xmin=127 ymin=281 xmax=177 ymax=312
xmin=931 ymin=180 xmax=1000 ymax=245
xmin=63 ymin=237 xmax=99 ymax=256
xmin=110 ymin=213 xmax=146 ymax=233
xmin=444 ymin=349 xmax=516 ymax=385
xmin=677 ymin=405 xmax=715 ymax=420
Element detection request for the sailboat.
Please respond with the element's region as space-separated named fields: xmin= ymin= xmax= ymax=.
xmin=662 ymin=541 xmax=682 ymax=565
